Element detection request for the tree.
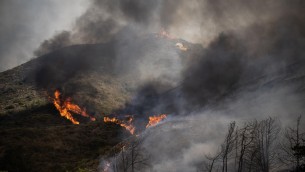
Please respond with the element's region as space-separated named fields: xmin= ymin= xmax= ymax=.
xmin=129 ymin=137 xmax=150 ymax=172
xmin=201 ymin=122 xmax=236 ymax=172
xmin=204 ymin=151 xmax=222 ymax=172
xmin=107 ymin=136 xmax=150 ymax=172
xmin=253 ymin=117 xmax=280 ymax=172
xmin=202 ymin=117 xmax=280 ymax=172
xmin=280 ymin=115 xmax=305 ymax=171
xmin=219 ymin=122 xmax=236 ymax=172
xmin=236 ymin=122 xmax=256 ymax=172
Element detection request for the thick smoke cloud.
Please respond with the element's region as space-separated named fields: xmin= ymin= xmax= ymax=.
xmin=31 ymin=0 xmax=305 ymax=117
xmin=0 ymin=0 xmax=88 ymax=72
xmin=133 ymin=1 xmax=305 ymax=171
xmin=181 ymin=34 xmax=245 ymax=109
xmin=95 ymin=1 xmax=305 ymax=170
xmin=20 ymin=0 xmax=305 ymax=171
xmin=30 ymin=0 xmax=178 ymax=56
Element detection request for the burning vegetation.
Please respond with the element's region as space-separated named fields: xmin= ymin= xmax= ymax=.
xmin=3 ymin=0 xmax=305 ymax=171
xmin=104 ymin=116 xmax=136 ymax=135
xmin=52 ymin=90 xmax=96 ymax=124
xmin=103 ymin=114 xmax=167 ymax=135
xmin=52 ymin=89 xmax=167 ymax=134
xmin=146 ymin=114 xmax=167 ymax=128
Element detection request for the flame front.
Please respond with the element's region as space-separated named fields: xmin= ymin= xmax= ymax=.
xmin=104 ymin=116 xmax=136 ymax=135
xmin=53 ymin=90 xmax=96 ymax=124
xmin=146 ymin=114 xmax=167 ymax=128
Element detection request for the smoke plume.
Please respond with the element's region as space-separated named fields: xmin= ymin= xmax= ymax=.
xmin=0 ymin=0 xmax=88 ymax=72
xmin=25 ymin=0 xmax=305 ymax=171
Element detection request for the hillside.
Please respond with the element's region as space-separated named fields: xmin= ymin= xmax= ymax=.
xmin=0 ymin=34 xmax=196 ymax=171
xmin=0 ymin=51 xmax=127 ymax=172
xmin=1 ymin=31 xmax=305 ymax=171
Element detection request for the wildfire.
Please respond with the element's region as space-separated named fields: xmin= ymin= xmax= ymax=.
xmin=176 ymin=42 xmax=188 ymax=51
xmin=53 ymin=90 xmax=96 ymax=124
xmin=146 ymin=114 xmax=167 ymax=128
xmin=104 ymin=116 xmax=136 ymax=135
xmin=104 ymin=114 xmax=167 ymax=133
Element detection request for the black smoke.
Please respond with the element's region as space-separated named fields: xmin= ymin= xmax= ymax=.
xmin=115 ymin=0 xmax=305 ymax=116
xmin=27 ymin=0 xmax=305 ymax=119
xmin=33 ymin=0 xmax=189 ymax=56
xmin=19 ymin=1 xmax=305 ymax=170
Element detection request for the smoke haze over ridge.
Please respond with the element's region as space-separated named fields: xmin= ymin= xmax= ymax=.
xmin=0 ymin=0 xmax=89 ymax=72
xmin=30 ymin=0 xmax=305 ymax=135
xmin=2 ymin=0 xmax=305 ymax=171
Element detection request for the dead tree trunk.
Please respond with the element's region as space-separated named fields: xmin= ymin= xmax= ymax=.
xmin=221 ymin=122 xmax=236 ymax=172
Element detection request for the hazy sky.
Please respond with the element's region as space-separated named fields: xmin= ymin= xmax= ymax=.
xmin=2 ymin=1 xmax=304 ymax=171
xmin=0 ymin=0 xmax=286 ymax=72
xmin=0 ymin=0 xmax=89 ymax=72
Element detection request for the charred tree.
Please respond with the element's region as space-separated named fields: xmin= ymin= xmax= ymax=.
xmin=221 ymin=122 xmax=236 ymax=172
xmin=202 ymin=118 xmax=280 ymax=172
xmin=203 ymin=151 xmax=222 ymax=172
xmin=280 ymin=115 xmax=305 ymax=171
xmin=236 ymin=122 xmax=256 ymax=172
xmin=253 ymin=117 xmax=280 ymax=172
xmin=108 ymin=136 xmax=150 ymax=172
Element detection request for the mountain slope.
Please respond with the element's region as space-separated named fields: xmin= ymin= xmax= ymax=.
xmin=0 ymin=34 xmax=194 ymax=171
xmin=2 ymin=31 xmax=305 ymax=171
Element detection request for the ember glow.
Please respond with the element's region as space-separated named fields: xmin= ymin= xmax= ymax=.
xmin=176 ymin=42 xmax=188 ymax=51
xmin=104 ymin=116 xmax=136 ymax=135
xmin=146 ymin=114 xmax=167 ymax=128
xmin=53 ymin=90 xmax=96 ymax=124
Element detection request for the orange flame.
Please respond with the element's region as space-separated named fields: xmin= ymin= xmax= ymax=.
xmin=146 ymin=114 xmax=167 ymax=128
xmin=53 ymin=90 xmax=96 ymax=124
xmin=104 ymin=116 xmax=135 ymax=135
